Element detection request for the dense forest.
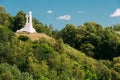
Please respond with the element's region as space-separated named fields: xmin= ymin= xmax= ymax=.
xmin=0 ymin=5 xmax=120 ymax=80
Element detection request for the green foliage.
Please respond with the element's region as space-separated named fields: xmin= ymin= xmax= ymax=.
xmin=34 ymin=23 xmax=53 ymax=36
xmin=0 ymin=30 xmax=120 ymax=79
xmin=112 ymin=23 xmax=120 ymax=31
xmin=14 ymin=11 xmax=26 ymax=31
xmin=52 ymin=29 xmax=60 ymax=39
xmin=54 ymin=38 xmax=64 ymax=53
xmin=34 ymin=43 xmax=56 ymax=62
xmin=60 ymin=22 xmax=120 ymax=60
xmin=0 ymin=63 xmax=33 ymax=80
xmin=18 ymin=35 xmax=30 ymax=41
xmin=113 ymin=57 xmax=120 ymax=73
xmin=0 ymin=25 xmax=14 ymax=42
xmin=60 ymin=24 xmax=77 ymax=47
xmin=8 ymin=16 xmax=15 ymax=31
xmin=33 ymin=38 xmax=56 ymax=65
xmin=32 ymin=18 xmax=53 ymax=36
xmin=0 ymin=6 xmax=120 ymax=80
xmin=80 ymin=43 xmax=95 ymax=57
xmin=0 ymin=6 xmax=10 ymax=27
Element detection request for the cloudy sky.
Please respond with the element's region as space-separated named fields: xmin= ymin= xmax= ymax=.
xmin=0 ymin=0 xmax=120 ymax=30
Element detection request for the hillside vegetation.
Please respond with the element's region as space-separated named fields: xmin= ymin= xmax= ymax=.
xmin=0 ymin=5 xmax=120 ymax=80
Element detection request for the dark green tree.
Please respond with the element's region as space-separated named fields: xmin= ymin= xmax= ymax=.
xmin=112 ymin=23 xmax=120 ymax=31
xmin=8 ymin=16 xmax=15 ymax=31
xmin=80 ymin=43 xmax=95 ymax=57
xmin=18 ymin=35 xmax=30 ymax=42
xmin=60 ymin=24 xmax=77 ymax=47
xmin=14 ymin=11 xmax=26 ymax=31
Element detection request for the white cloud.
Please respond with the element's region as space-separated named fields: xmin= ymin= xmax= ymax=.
xmin=47 ymin=10 xmax=53 ymax=14
xmin=111 ymin=8 xmax=120 ymax=17
xmin=57 ymin=15 xmax=71 ymax=20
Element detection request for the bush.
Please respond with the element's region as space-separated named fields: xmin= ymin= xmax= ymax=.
xmin=18 ymin=35 xmax=30 ymax=41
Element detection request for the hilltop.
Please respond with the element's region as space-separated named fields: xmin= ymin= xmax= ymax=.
xmin=16 ymin=33 xmax=51 ymax=41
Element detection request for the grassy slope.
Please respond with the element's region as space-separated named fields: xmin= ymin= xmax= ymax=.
xmin=15 ymin=33 xmax=51 ymax=41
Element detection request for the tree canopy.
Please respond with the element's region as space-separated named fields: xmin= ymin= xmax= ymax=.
xmin=60 ymin=22 xmax=120 ymax=60
xmin=0 ymin=5 xmax=120 ymax=80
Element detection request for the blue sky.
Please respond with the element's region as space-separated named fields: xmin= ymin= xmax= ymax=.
xmin=0 ymin=0 xmax=120 ymax=30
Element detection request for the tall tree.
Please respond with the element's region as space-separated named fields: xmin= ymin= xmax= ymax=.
xmin=8 ymin=16 xmax=14 ymax=31
xmin=14 ymin=11 xmax=26 ymax=31
xmin=112 ymin=23 xmax=120 ymax=31
xmin=0 ymin=5 xmax=10 ymax=27
xmin=60 ymin=24 xmax=77 ymax=47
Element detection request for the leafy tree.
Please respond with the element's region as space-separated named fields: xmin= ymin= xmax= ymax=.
xmin=60 ymin=22 xmax=120 ymax=60
xmin=8 ymin=16 xmax=15 ymax=31
xmin=112 ymin=23 xmax=120 ymax=31
xmin=113 ymin=57 xmax=120 ymax=73
xmin=54 ymin=38 xmax=64 ymax=53
xmin=18 ymin=35 xmax=30 ymax=41
xmin=14 ymin=11 xmax=26 ymax=31
xmin=34 ymin=42 xmax=56 ymax=62
xmin=80 ymin=43 xmax=95 ymax=57
xmin=0 ymin=6 xmax=10 ymax=27
xmin=0 ymin=6 xmax=5 ymax=12
xmin=0 ymin=25 xmax=14 ymax=42
xmin=52 ymin=29 xmax=60 ymax=39
xmin=0 ymin=63 xmax=33 ymax=80
xmin=34 ymin=23 xmax=45 ymax=33
xmin=60 ymin=24 xmax=77 ymax=47
xmin=32 ymin=17 xmax=53 ymax=36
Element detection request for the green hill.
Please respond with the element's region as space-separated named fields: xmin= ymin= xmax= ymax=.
xmin=0 ymin=5 xmax=120 ymax=79
xmin=0 ymin=24 xmax=120 ymax=80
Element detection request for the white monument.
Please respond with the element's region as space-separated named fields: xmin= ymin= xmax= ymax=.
xmin=17 ymin=11 xmax=36 ymax=33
